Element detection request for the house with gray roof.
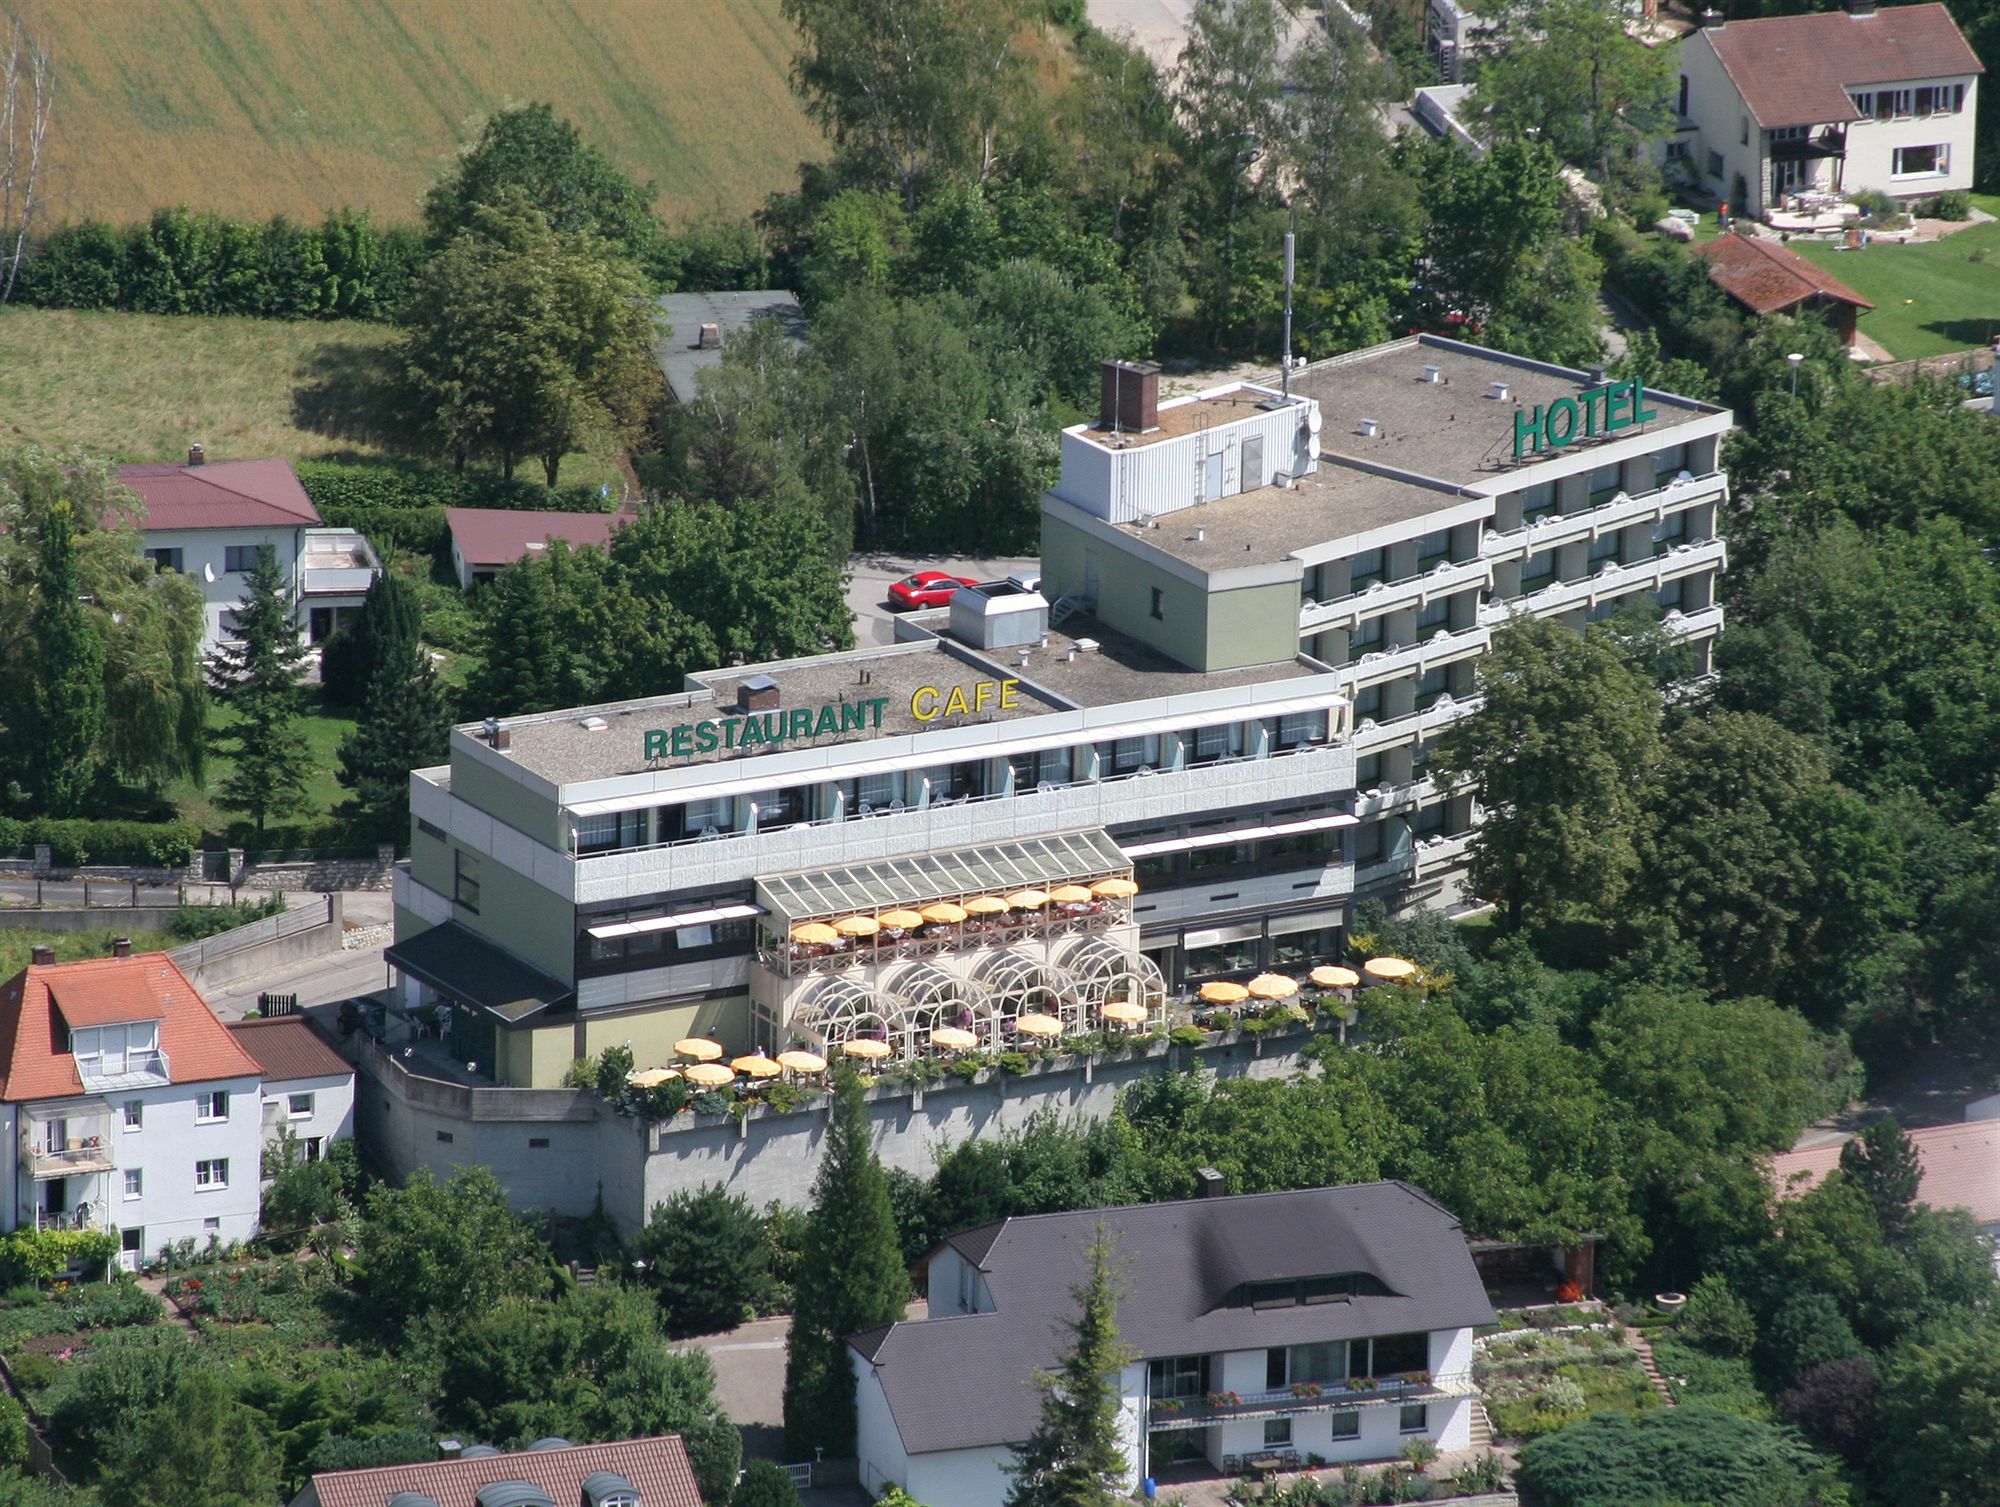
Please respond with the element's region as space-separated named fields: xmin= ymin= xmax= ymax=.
xmin=651 ymin=290 xmax=806 ymax=403
xmin=851 ymin=1181 xmax=1496 ymax=1503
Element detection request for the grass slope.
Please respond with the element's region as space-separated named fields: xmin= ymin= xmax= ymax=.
xmin=169 ymin=688 xmax=359 ymax=847
xmin=1791 ymin=197 xmax=2000 ymax=361
xmin=16 ymin=0 xmax=821 ymax=226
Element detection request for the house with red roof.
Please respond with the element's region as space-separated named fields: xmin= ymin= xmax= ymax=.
xmin=118 ymin=447 xmax=382 ymax=654
xmin=292 ymin=1433 xmax=705 ymax=1507
xmin=1672 ymin=0 xmax=1982 ymax=219
xmin=1694 ymin=233 xmax=1876 ymax=345
xmin=1768 ymin=1120 xmax=2000 ymax=1267
xmin=226 ymin=1015 xmax=357 ymax=1169
xmin=0 ymin=945 xmax=267 ymax=1269
xmin=445 ymin=507 xmax=631 ymax=590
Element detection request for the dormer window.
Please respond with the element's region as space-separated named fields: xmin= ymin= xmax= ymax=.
xmin=1232 ymin=1272 xmax=1386 ymax=1309
xmin=71 ymin=1020 xmax=165 ymax=1087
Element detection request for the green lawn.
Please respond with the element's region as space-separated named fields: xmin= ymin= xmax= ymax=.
xmin=1791 ymin=199 xmax=2000 ymax=360
xmin=167 ymin=688 xmax=360 ymax=848
xmin=0 ymin=927 xmax=179 ymax=978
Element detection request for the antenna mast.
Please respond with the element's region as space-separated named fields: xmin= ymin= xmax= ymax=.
xmin=1281 ymin=219 xmax=1295 ymax=401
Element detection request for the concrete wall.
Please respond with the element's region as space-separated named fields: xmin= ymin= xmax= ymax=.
xmin=0 ymin=908 xmax=186 ymax=933
xmin=167 ymin=895 xmax=344 ymax=990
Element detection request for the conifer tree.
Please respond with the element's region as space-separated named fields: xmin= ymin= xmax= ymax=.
xmin=1840 ymin=1116 xmax=1922 ymax=1239
xmin=5 ymin=499 xmax=104 ymax=814
xmin=1005 ymin=1226 xmax=1135 ymax=1507
xmin=321 ymin=571 xmax=423 ymax=707
xmin=206 ymin=544 xmax=311 ymax=836
xmin=336 ymin=636 xmax=453 ymax=835
xmin=783 ymin=1064 xmax=908 ymax=1456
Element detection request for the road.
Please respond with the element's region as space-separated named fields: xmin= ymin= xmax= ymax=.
xmin=200 ymin=890 xmax=395 ymax=1022
xmin=0 ymin=876 xmax=238 ymax=909
xmin=845 ymin=552 xmax=1041 ymax=648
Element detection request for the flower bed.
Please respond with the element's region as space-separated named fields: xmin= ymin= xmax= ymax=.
xmin=1476 ymin=1326 xmax=1659 ymax=1440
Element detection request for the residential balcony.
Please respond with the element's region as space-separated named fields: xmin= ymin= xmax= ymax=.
xmin=1300 ymin=557 xmax=1493 ymax=633
xmin=1482 ymin=538 xmax=1727 ymax=624
xmin=1480 ymin=471 xmax=1728 ymax=562
xmin=298 ymin=528 xmax=383 ymax=597
xmin=20 ymin=1102 xmax=116 ymax=1180
xmin=1664 ymin=604 xmax=1725 ymax=639
xmin=1413 ymin=829 xmax=1477 ymax=878
xmin=1352 ymin=694 xmax=1483 ymax=758
xmin=1355 ymin=850 xmax=1418 ymax=889
xmin=1337 ymin=625 xmax=1492 ymax=693
xmin=1144 ymin=1372 xmax=1476 ymax=1431
xmin=35 ymin=1206 xmax=113 ymax=1233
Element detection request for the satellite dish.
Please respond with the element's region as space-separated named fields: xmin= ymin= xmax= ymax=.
xmin=1306 ymin=408 xmax=1324 ymax=434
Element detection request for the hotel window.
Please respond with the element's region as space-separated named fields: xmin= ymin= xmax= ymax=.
xmin=1150 ymin=586 xmax=1165 ymax=620
xmin=1353 ymin=684 xmax=1385 ymax=724
xmin=1400 ymin=1404 xmax=1430 ymax=1435
xmin=1894 ymin=143 xmax=1948 ymax=177
xmin=1350 ymin=614 xmax=1387 ymax=657
xmin=194 ymin=1158 xmax=228 ymax=1189
xmin=942 ymin=762 xmax=991 ymax=802
xmin=1188 ymin=819 xmax=1249 ymax=872
xmin=1354 ymin=820 xmax=1385 ymax=864
xmin=1414 ymin=665 xmax=1450 ymax=711
xmin=1348 ymin=547 xmax=1387 ymax=590
xmin=143 ymin=547 xmax=183 ymax=574
xmin=1655 ymin=577 xmax=1687 ymax=612
xmin=842 ymin=771 xmax=903 ymax=813
xmin=749 ymin=786 xmax=810 ymax=829
xmin=1415 ymin=529 xmax=1452 ymax=571
xmin=1268 ymin=712 xmax=1326 ymax=751
xmin=1651 ymin=443 xmax=1688 ymax=480
xmin=1330 ymin=1410 xmax=1361 ymax=1440
xmin=1356 ymin=753 xmax=1383 ymax=787
xmin=574 ymin=812 xmax=623 ymax=855
xmin=659 ymin=795 xmax=735 ymax=842
xmin=287 ymin=1092 xmax=314 ymax=1119
xmin=123 ymin=1169 xmax=143 ymax=1200
xmin=1101 ymin=736 xmax=1161 ymax=776
xmin=1521 ymin=549 xmax=1557 ymax=591
xmin=453 ymin=849 xmax=480 ymax=913
xmin=222 ymin=545 xmax=262 ymax=573
xmin=1652 ymin=510 xmax=1690 ymax=550
xmin=1587 ymin=462 xmax=1623 ymax=506
xmin=196 ymin=1091 xmax=228 ymax=1122
xmin=1416 ymin=596 xmax=1453 ymax=637
xmin=1008 ymin=747 xmax=1072 ymax=792
xmin=1263 ymin=1420 xmax=1293 ymax=1449
xmin=123 ymin=1101 xmax=142 ymax=1130
xmin=1590 ymin=528 xmax=1624 ymax=567
xmin=1190 ymin=722 xmax=1244 ymax=765
xmin=1517 ymin=481 xmax=1556 ymax=524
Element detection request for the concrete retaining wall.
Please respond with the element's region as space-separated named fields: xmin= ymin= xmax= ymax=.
xmin=167 ymin=895 xmax=344 ymax=988
xmin=355 ymin=1026 xmax=1319 ymax=1236
xmin=0 ymin=906 xmax=186 ymax=933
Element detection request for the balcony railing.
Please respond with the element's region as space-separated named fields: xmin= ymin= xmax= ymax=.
xmin=35 ymin=1205 xmax=112 ymax=1232
xmin=1352 ymin=694 xmax=1484 ymax=757
xmin=1481 ymin=538 xmax=1727 ymax=625
xmin=760 ymin=902 xmax=1129 ymax=979
xmin=1479 ymin=472 xmax=1727 ymax=562
xmin=1144 ymin=1373 xmax=1472 ymax=1430
xmin=23 ymin=1138 xmax=115 ymax=1179
xmin=1338 ymin=625 xmax=1492 ymax=692
xmin=1301 ymin=557 xmax=1493 ymax=632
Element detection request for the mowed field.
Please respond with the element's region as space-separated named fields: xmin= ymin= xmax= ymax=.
xmin=14 ymin=0 xmax=822 ymax=226
xmin=1791 ymin=197 xmax=2000 ymax=361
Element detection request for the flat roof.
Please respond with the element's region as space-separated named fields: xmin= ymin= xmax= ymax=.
xmin=470 ymin=616 xmax=1323 ymax=786
xmin=1109 ymin=458 xmax=1470 ymax=567
xmin=1071 ymin=384 xmax=1294 ymax=450
xmin=1287 ymin=335 xmax=1717 ymax=484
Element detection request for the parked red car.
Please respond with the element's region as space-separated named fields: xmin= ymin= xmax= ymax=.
xmin=887 ymin=571 xmax=980 ymax=610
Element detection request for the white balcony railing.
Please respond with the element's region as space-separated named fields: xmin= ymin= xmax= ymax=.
xmin=1482 ymin=538 xmax=1728 ymax=625
xmin=1352 ymin=694 xmax=1484 ymax=757
xmin=1301 ymin=556 xmax=1493 ymax=632
xmin=1338 ymin=625 xmax=1493 ymax=692
xmin=1479 ymin=471 xmax=1728 ymax=563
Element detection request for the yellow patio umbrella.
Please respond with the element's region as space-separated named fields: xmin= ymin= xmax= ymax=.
xmin=1311 ymin=965 xmax=1362 ymax=989
xmin=963 ymin=895 xmax=1011 ymax=915
xmin=1015 ymin=1012 xmax=1063 ymax=1038
xmin=877 ymin=909 xmax=926 ymax=930
xmin=931 ymin=1026 xmax=978 ymax=1050
xmin=842 ymin=1038 xmax=891 ymax=1060
xmin=626 ymin=1067 xmax=680 ymax=1089
xmin=1005 ymin=889 xmax=1051 ymax=909
xmin=790 ymin=922 xmax=839 ymax=945
xmin=1247 ymin=973 xmax=1299 ymax=1000
xmin=1049 ymin=884 xmax=1094 ymax=904
xmin=776 ymin=1050 xmax=827 ymax=1074
xmin=732 ymin=1055 xmax=782 ymax=1079
xmin=1092 ymin=877 xmax=1140 ymax=898
xmin=1364 ymin=956 xmax=1420 ymax=982
xmin=674 ymin=1037 xmax=724 ymax=1062
xmin=684 ymin=1062 xmax=735 ymax=1087
xmin=835 ymin=915 xmax=881 ymax=938
xmin=920 ymin=901 xmax=969 ymax=924
xmin=1101 ymin=1001 xmax=1148 ymax=1024
xmin=1199 ymin=981 xmax=1250 ymax=1004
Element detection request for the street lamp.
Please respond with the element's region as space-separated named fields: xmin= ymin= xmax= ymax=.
xmin=1787 ymin=352 xmax=1804 ymax=395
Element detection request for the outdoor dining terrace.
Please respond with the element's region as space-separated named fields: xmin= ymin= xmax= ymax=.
xmin=1146 ymin=1371 xmax=1474 ymax=1430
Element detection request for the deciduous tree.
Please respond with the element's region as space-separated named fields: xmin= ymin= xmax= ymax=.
xmin=354 ymin=1167 xmax=547 ymax=1332
xmin=0 ymin=497 xmax=101 ymax=814
xmin=98 ymin=1369 xmax=278 ymax=1507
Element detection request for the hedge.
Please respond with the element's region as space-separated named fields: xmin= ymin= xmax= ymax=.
xmin=0 ymin=818 xmax=200 ymax=869
xmin=294 ymin=460 xmax=614 ymax=515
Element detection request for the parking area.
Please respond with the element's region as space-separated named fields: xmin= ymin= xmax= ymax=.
xmin=845 ymin=552 xmax=1040 ymax=647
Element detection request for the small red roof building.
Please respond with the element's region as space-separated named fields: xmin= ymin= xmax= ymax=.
xmin=444 ymin=506 xmax=631 ymax=587
xmin=1694 ymin=233 xmax=1875 ymax=345
xmin=118 ymin=455 xmax=323 ymax=532
xmin=0 ymin=953 xmax=260 ymax=1101
xmin=1769 ymin=1120 xmax=2000 ymax=1230
xmin=225 ymin=1015 xmax=351 ymax=1082
xmin=295 ymin=1434 xmax=705 ymax=1507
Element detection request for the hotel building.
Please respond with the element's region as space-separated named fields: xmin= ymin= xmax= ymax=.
xmin=389 ymin=335 xmax=1730 ymax=1085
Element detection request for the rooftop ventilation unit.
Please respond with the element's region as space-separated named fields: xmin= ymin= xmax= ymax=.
xmin=578 ymin=716 xmax=608 ymax=733
xmin=1420 ymin=364 xmax=1441 ymax=383
xmin=482 ymin=717 xmax=511 ymax=751
xmin=1487 ymin=381 xmax=1511 ymax=401
xmin=1192 ymin=525 xmax=1206 ymax=543
xmin=737 ymin=674 xmax=780 ymax=713
xmin=1358 ymin=419 xmax=1382 ymax=438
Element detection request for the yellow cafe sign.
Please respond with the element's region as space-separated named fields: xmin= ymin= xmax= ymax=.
xmin=911 ymin=678 xmax=1020 ymax=722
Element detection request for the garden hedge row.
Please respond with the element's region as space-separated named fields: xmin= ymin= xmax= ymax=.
xmin=294 ymin=460 xmax=613 ymax=515
xmin=0 ymin=818 xmax=201 ymax=869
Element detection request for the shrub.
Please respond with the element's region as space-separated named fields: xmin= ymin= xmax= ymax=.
xmin=1922 ymin=190 xmax=1972 ymax=220
xmin=166 ymin=893 xmax=285 ymax=941
xmin=997 ymin=1051 xmax=1033 ymax=1074
xmin=59 ymin=1279 xmax=163 ymax=1330
xmin=733 ymin=1458 xmax=804 ymax=1507
xmin=0 ymin=1229 xmax=118 ymax=1285
xmin=1168 ymin=1025 xmax=1209 ymax=1048
xmin=295 ymin=460 xmax=611 ymax=515
xmin=307 ymin=1428 xmax=438 ymax=1473
xmin=1778 ymin=1355 xmax=1877 ymax=1464
xmin=0 ymin=1389 xmax=25 ymax=1470
xmin=0 ymin=818 xmax=201 ymax=869
xmin=1516 ymin=1406 xmax=1824 ymax=1507
xmin=1679 ymin=1273 xmax=1757 ymax=1358
xmin=6 ymin=1353 xmax=57 ymax=1392
xmin=637 ymin=1186 xmax=773 ymax=1338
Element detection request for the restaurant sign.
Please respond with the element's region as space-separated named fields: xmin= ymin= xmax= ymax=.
xmin=1512 ymin=378 xmax=1657 ymax=460
xmin=645 ymin=698 xmax=890 ymax=759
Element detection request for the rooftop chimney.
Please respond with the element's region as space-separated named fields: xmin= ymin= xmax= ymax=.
xmin=187 ymin=442 xmax=205 ymax=466
xmin=1099 ymin=359 xmax=1161 ymax=435
xmin=737 ymin=673 xmax=781 ymax=713
xmin=1846 ymin=0 xmax=1876 ymax=14
xmin=1700 ymin=6 xmax=1722 ymax=25
xmin=29 ymin=945 xmax=54 ymax=967
xmin=482 ymin=716 xmax=511 ymax=751
xmin=696 ymin=322 xmax=722 ymax=349
xmin=1420 ymin=364 xmax=1442 ymax=384
xmin=111 ymin=937 xmax=132 ymax=959
xmin=1195 ymin=1166 xmax=1227 ymax=1198
xmin=437 ymin=1439 xmax=464 ymax=1462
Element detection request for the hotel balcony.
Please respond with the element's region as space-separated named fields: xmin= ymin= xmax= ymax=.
xmin=1352 ymin=694 xmax=1484 ymax=759
xmin=1300 ymin=556 xmax=1493 ymax=633
xmin=1479 ymin=472 xmax=1728 ymax=562
xmin=1145 ymin=1373 xmax=1476 ymax=1431
xmin=1483 ymin=537 xmax=1728 ymax=624
xmin=21 ymin=1102 xmax=117 ymax=1179
xmin=1337 ymin=625 xmax=1492 ymax=694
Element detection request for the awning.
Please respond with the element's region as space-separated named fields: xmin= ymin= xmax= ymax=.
xmin=758 ymin=829 xmax=1130 ymax=925
xmin=585 ymin=902 xmax=763 ymax=940
xmin=1120 ymin=812 xmax=1357 ymax=859
xmin=385 ymin=921 xmax=571 ymax=1024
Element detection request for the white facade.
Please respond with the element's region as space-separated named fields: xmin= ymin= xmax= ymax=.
xmin=1422 ymin=0 xmax=1499 ymax=82
xmin=256 ymin=1071 xmax=357 ymax=1164
xmin=1674 ymin=21 xmax=1979 ymax=217
xmin=140 ymin=524 xmax=380 ymax=654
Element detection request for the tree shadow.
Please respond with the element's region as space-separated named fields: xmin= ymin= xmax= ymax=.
xmin=1917 ymin=316 xmax=2000 ymax=348
xmin=291 ymin=337 xmax=429 ymax=458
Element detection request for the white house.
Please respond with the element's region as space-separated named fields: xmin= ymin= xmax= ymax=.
xmin=852 ymin=1182 xmax=1496 ymax=1504
xmin=118 ymin=449 xmax=381 ymax=655
xmin=225 ymin=1015 xmax=356 ymax=1168
xmin=0 ymin=945 xmax=265 ymax=1269
xmin=444 ymin=505 xmax=629 ymax=590
xmin=1672 ymin=0 xmax=1982 ymax=218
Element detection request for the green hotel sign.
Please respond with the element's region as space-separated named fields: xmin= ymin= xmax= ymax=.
xmin=1512 ymin=378 xmax=1657 ymax=460
xmin=645 ymin=697 xmax=890 ymax=760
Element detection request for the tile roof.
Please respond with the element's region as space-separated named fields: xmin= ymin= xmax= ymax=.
xmin=0 ymin=954 xmax=261 ymax=1102
xmin=858 ymin=1182 xmax=1496 ymax=1455
xmin=1701 ymin=4 xmax=1984 ymax=129
xmin=444 ymin=507 xmax=629 ymax=569
xmin=225 ymin=1016 xmax=352 ymax=1083
xmin=304 ymin=1434 xmax=704 ymax=1507
xmin=1769 ymin=1120 xmax=2000 ymax=1227
xmin=118 ymin=457 xmax=322 ymax=532
xmin=1694 ymin=233 xmax=1874 ymax=317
